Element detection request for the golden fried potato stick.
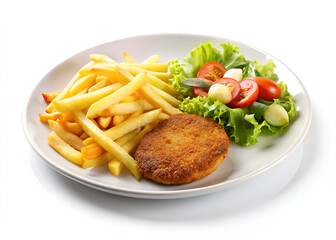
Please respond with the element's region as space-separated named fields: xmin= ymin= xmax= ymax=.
xmin=124 ymin=63 xmax=168 ymax=72
xmin=48 ymin=120 xmax=84 ymax=151
xmin=142 ymin=55 xmax=160 ymax=64
xmin=88 ymin=78 xmax=110 ymax=93
xmin=89 ymin=54 xmax=116 ymax=63
xmin=99 ymin=100 xmax=153 ymax=117
xmin=47 ymin=131 xmax=83 ymax=166
xmin=42 ymin=91 xmax=61 ymax=102
xmin=72 ymin=110 xmax=140 ymax=180
xmin=39 ymin=112 xmax=61 ymax=123
xmin=53 ymin=83 xmax=122 ymax=113
xmin=151 ymin=86 xmax=181 ymax=107
xmin=96 ymin=116 xmax=112 ymax=129
xmin=86 ymin=72 xmax=148 ymax=119
xmin=70 ymin=74 xmax=96 ymax=96
xmin=57 ymin=120 xmax=83 ymax=136
xmin=122 ymin=52 xmax=138 ymax=63
xmin=120 ymin=65 xmax=171 ymax=83
xmin=147 ymin=73 xmax=179 ymax=97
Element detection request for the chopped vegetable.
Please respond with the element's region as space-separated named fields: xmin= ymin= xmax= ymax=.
xmin=169 ymin=41 xmax=297 ymax=145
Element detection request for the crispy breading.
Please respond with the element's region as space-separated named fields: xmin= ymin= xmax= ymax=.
xmin=134 ymin=113 xmax=229 ymax=184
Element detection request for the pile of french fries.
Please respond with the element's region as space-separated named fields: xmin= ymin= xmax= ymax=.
xmin=39 ymin=52 xmax=181 ymax=180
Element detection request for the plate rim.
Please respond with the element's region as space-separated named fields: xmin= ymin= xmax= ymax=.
xmin=23 ymin=33 xmax=312 ymax=199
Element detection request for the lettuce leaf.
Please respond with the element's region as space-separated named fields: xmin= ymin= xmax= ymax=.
xmin=242 ymin=59 xmax=278 ymax=81
xmin=274 ymin=81 xmax=297 ymax=119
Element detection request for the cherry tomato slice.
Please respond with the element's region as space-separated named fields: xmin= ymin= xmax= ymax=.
xmin=196 ymin=62 xmax=227 ymax=81
xmin=244 ymin=77 xmax=282 ymax=100
xmin=193 ymin=62 xmax=227 ymax=97
xmin=214 ymin=78 xmax=241 ymax=102
xmin=227 ymin=79 xmax=259 ymax=108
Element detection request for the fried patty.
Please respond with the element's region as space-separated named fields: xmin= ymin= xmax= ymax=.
xmin=134 ymin=113 xmax=229 ymax=184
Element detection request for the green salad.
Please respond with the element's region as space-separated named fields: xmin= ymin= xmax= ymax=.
xmin=168 ymin=41 xmax=297 ymax=146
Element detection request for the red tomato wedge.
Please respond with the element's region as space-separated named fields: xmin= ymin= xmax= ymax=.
xmin=196 ymin=62 xmax=227 ymax=81
xmin=193 ymin=62 xmax=227 ymax=97
xmin=245 ymin=77 xmax=281 ymax=100
xmin=214 ymin=78 xmax=241 ymax=102
xmin=244 ymin=77 xmax=282 ymax=100
xmin=228 ymin=79 xmax=259 ymax=108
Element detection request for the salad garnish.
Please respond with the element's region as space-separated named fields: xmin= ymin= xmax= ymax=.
xmin=168 ymin=41 xmax=297 ymax=146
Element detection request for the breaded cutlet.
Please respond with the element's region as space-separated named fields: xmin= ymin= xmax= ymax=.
xmin=134 ymin=113 xmax=229 ymax=184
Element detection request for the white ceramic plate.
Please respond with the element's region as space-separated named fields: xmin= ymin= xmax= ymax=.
xmin=23 ymin=34 xmax=311 ymax=199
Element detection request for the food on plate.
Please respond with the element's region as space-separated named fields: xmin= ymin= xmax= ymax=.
xmin=39 ymin=40 xmax=298 ymax=184
xmin=134 ymin=113 xmax=229 ymax=184
xmin=39 ymin=52 xmax=181 ymax=180
xmin=169 ymin=41 xmax=297 ymax=146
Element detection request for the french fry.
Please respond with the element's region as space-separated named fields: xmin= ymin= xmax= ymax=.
xmin=72 ymin=110 xmax=140 ymax=180
xmin=122 ymin=52 xmax=138 ymax=63
xmin=42 ymin=91 xmax=61 ymax=102
xmin=79 ymin=132 xmax=89 ymax=140
xmin=152 ymin=86 xmax=181 ymax=107
xmin=82 ymin=153 xmax=112 ymax=169
xmin=142 ymin=55 xmax=160 ymax=64
xmin=81 ymin=63 xmax=126 ymax=84
xmin=104 ymin=108 xmax=162 ymax=139
xmin=59 ymin=112 xmax=75 ymax=122
xmin=39 ymin=112 xmax=61 ymax=123
xmin=124 ymin=63 xmax=168 ymax=72
xmin=58 ymin=120 xmax=83 ymax=136
xmin=113 ymin=114 xmax=129 ymax=125
xmin=88 ymin=78 xmax=110 ymax=92
xmin=47 ymin=131 xmax=83 ymax=165
xmin=95 ymin=75 xmax=109 ymax=83
xmin=81 ymin=143 xmax=105 ymax=159
xmin=147 ymin=73 xmax=179 ymax=97
xmin=108 ymin=160 xmax=123 ymax=176
xmin=114 ymin=128 xmax=141 ymax=146
xmin=48 ymin=120 xmax=84 ymax=151
xmin=120 ymin=65 xmax=171 ymax=83
xmin=158 ymin=112 xmax=170 ymax=121
xmin=70 ymin=74 xmax=96 ymax=96
xmin=128 ymin=109 xmax=143 ymax=119
xmin=86 ymin=72 xmax=148 ymax=119
xmin=76 ymin=88 xmax=89 ymax=96
xmin=53 ymin=83 xmax=122 ymax=113
xmin=96 ymin=116 xmax=112 ymax=129
xmin=99 ymin=100 xmax=153 ymax=117
xmin=89 ymin=54 xmax=116 ymax=63
xmin=121 ymin=95 xmax=138 ymax=103
xmin=83 ymin=139 xmax=95 ymax=148
xmin=45 ymin=61 xmax=94 ymax=113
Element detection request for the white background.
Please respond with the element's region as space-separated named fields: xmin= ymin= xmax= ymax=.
xmin=1 ymin=0 xmax=335 ymax=239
